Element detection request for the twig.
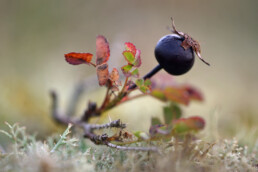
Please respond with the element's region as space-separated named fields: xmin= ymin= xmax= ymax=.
xmin=121 ymin=76 xmax=129 ymax=93
xmin=116 ymin=93 xmax=149 ymax=107
xmin=83 ymin=119 xmax=126 ymax=130
xmin=66 ymin=75 xmax=97 ymax=117
xmin=99 ymin=86 xmax=111 ymax=110
xmin=106 ymin=142 xmax=158 ymax=152
xmin=49 ymin=91 xmax=158 ymax=152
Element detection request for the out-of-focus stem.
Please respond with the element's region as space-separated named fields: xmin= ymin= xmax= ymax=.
xmin=121 ymin=77 xmax=129 ymax=93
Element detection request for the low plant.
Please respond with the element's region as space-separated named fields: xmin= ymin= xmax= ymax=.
xmin=1 ymin=18 xmax=257 ymax=171
xmin=49 ymin=18 xmax=209 ymax=151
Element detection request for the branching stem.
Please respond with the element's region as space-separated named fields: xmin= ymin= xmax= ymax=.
xmin=50 ymin=91 xmax=158 ymax=151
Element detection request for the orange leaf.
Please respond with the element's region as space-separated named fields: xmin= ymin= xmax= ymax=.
xmin=173 ymin=116 xmax=205 ymax=133
xmin=151 ymin=87 xmax=189 ymax=105
xmin=96 ymin=35 xmax=110 ymax=65
xmin=65 ymin=52 xmax=93 ymax=65
xmin=96 ymin=63 xmax=109 ymax=86
xmin=163 ymin=87 xmax=189 ymax=105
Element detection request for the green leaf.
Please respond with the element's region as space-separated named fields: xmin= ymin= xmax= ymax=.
xmin=173 ymin=122 xmax=189 ymax=134
xmin=163 ymin=103 xmax=182 ymax=124
xmin=131 ymin=68 xmax=139 ymax=77
xmin=136 ymin=79 xmax=151 ymax=93
xmin=151 ymin=89 xmax=167 ymax=101
xmin=135 ymin=79 xmax=144 ymax=87
xmin=121 ymin=64 xmax=133 ymax=77
xmin=144 ymin=79 xmax=151 ymax=87
xmin=139 ymin=86 xmax=148 ymax=93
xmin=123 ymin=51 xmax=135 ymax=64
xmin=151 ymin=117 xmax=162 ymax=126
xmin=121 ymin=64 xmax=133 ymax=72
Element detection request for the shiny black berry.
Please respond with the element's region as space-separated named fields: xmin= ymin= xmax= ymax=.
xmin=154 ymin=34 xmax=194 ymax=75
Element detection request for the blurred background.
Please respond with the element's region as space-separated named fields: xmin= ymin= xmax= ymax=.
xmin=0 ymin=0 xmax=257 ymax=148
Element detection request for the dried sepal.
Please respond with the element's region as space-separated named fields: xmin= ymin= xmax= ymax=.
xmin=170 ymin=17 xmax=210 ymax=66
xmin=65 ymin=52 xmax=93 ymax=65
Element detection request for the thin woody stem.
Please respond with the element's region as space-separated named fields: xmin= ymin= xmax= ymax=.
xmin=99 ymin=86 xmax=111 ymax=111
xmin=106 ymin=142 xmax=158 ymax=152
xmin=121 ymin=77 xmax=129 ymax=93
xmin=115 ymin=93 xmax=149 ymax=107
xmin=90 ymin=62 xmax=97 ymax=67
xmin=98 ymin=65 xmax=162 ymax=113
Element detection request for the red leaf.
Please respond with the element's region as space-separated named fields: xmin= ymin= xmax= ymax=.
xmin=65 ymin=52 xmax=93 ymax=65
xmin=96 ymin=35 xmax=110 ymax=65
xmin=96 ymin=63 xmax=109 ymax=86
xmin=125 ymin=42 xmax=136 ymax=56
xmin=150 ymin=73 xmax=204 ymax=104
xmin=182 ymin=85 xmax=203 ymax=101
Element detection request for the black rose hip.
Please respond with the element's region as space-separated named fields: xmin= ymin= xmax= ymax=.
xmin=154 ymin=34 xmax=195 ymax=75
